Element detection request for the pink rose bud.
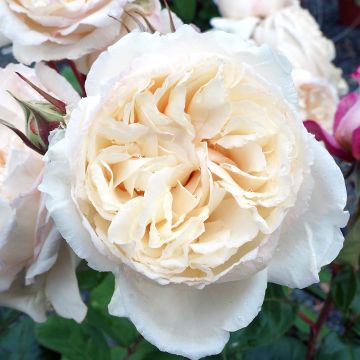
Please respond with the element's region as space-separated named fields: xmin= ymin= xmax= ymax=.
xmin=334 ymin=69 xmax=360 ymax=158
xmin=305 ymin=67 xmax=360 ymax=162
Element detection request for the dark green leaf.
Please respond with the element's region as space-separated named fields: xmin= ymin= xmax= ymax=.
xmin=77 ymin=265 xmax=108 ymax=291
xmin=0 ymin=316 xmax=41 ymax=360
xmin=337 ymin=216 xmax=360 ymax=268
xmin=173 ymin=0 xmax=196 ymax=23
xmin=36 ymin=316 xmax=111 ymax=360
xmin=316 ymin=332 xmax=360 ymax=360
xmin=90 ymin=273 xmax=115 ymax=310
xmin=243 ymin=336 xmax=306 ymax=360
xmin=228 ymin=299 xmax=297 ymax=352
xmin=331 ymin=267 xmax=357 ymax=311
xmin=86 ymin=307 xmax=138 ymax=348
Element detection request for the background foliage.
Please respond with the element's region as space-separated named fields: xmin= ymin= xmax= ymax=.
xmin=1 ymin=1 xmax=360 ymax=359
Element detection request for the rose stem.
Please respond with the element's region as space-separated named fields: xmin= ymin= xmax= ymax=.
xmin=306 ymin=266 xmax=338 ymax=360
xmin=299 ymin=312 xmax=315 ymax=327
xmin=67 ymin=60 xmax=87 ymax=97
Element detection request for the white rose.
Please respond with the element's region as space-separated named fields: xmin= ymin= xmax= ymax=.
xmin=0 ymin=63 xmax=85 ymax=323
xmin=0 ymin=0 xmax=161 ymax=64
xmin=212 ymin=3 xmax=347 ymax=128
xmin=40 ymin=26 xmax=348 ymax=359
xmin=214 ymin=0 xmax=297 ymax=19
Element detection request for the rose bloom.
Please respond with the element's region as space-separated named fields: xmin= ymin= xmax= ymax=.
xmin=214 ymin=0 xmax=297 ymax=19
xmin=40 ymin=26 xmax=348 ymax=359
xmin=75 ymin=4 xmax=183 ymax=74
xmin=0 ymin=0 xmax=161 ymax=64
xmin=305 ymin=68 xmax=360 ymax=162
xmin=0 ymin=63 xmax=85 ymax=322
xmin=211 ymin=3 xmax=347 ymax=130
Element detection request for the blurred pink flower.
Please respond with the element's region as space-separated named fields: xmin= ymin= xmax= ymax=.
xmin=305 ymin=68 xmax=360 ymax=162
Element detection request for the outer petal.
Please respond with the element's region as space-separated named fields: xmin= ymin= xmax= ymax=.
xmin=39 ymin=130 xmax=116 ymax=272
xmin=45 ymin=243 xmax=87 ymax=323
xmin=352 ymin=126 xmax=360 ymax=161
xmin=210 ymin=17 xmax=260 ymax=39
xmin=304 ymin=120 xmax=353 ymax=162
xmin=0 ymin=275 xmax=47 ymax=322
xmin=268 ymin=137 xmax=348 ymax=288
xmin=86 ymin=26 xmax=298 ymax=110
xmin=109 ymin=267 xmax=268 ymax=359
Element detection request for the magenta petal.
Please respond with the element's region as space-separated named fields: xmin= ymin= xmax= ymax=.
xmin=352 ymin=126 xmax=360 ymax=161
xmin=334 ymin=92 xmax=359 ymax=133
xmin=304 ymin=120 xmax=354 ymax=162
xmin=352 ymin=67 xmax=360 ymax=85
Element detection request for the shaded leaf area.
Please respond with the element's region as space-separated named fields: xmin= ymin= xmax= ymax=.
xmin=0 ymin=308 xmax=42 ymax=360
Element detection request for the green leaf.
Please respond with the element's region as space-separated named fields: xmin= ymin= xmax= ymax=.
xmin=76 ymin=265 xmax=108 ymax=291
xmin=36 ymin=316 xmax=111 ymax=360
xmin=356 ymin=0 xmax=360 ymax=7
xmin=90 ymin=272 xmax=115 ymax=309
xmin=0 ymin=315 xmax=41 ymax=360
xmin=61 ymin=66 xmax=82 ymax=95
xmin=87 ymin=307 xmax=138 ymax=348
xmin=111 ymin=347 xmax=127 ymax=360
xmin=227 ymin=299 xmax=297 ymax=352
xmin=317 ymin=332 xmax=360 ymax=359
xmin=337 ymin=216 xmax=360 ymax=268
xmin=173 ymin=0 xmax=196 ymax=23
xmin=331 ymin=267 xmax=357 ymax=311
xmin=243 ymin=336 xmax=306 ymax=360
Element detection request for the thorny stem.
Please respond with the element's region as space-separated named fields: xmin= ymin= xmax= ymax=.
xmin=67 ymin=60 xmax=87 ymax=97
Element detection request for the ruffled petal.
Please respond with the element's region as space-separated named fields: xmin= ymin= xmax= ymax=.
xmin=39 ymin=130 xmax=116 ymax=272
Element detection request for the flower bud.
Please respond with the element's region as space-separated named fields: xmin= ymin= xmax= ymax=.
xmin=9 ymin=95 xmax=65 ymax=154
xmin=305 ymin=67 xmax=360 ymax=162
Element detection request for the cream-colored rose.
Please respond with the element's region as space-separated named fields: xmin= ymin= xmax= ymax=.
xmin=214 ymin=0 xmax=297 ymax=19
xmin=211 ymin=3 xmax=347 ymax=128
xmin=75 ymin=5 xmax=183 ymax=74
xmin=40 ymin=27 xmax=348 ymax=359
xmin=0 ymin=63 xmax=85 ymax=322
xmin=0 ymin=0 xmax=161 ymax=64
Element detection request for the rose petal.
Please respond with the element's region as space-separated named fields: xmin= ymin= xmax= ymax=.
xmin=39 ymin=130 xmax=116 ymax=272
xmin=352 ymin=126 xmax=360 ymax=161
xmin=304 ymin=120 xmax=353 ymax=162
xmin=45 ymin=244 xmax=87 ymax=323
xmin=334 ymin=92 xmax=359 ymax=133
xmin=268 ymin=138 xmax=348 ymax=288
xmin=109 ymin=266 xmax=268 ymax=359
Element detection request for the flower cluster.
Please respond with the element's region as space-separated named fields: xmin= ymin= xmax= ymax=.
xmin=0 ymin=1 xmax=355 ymax=359
xmin=211 ymin=0 xmax=347 ymax=131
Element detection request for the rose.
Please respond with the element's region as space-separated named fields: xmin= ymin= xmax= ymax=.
xmin=75 ymin=4 xmax=183 ymax=74
xmin=214 ymin=0 xmax=297 ymax=19
xmin=0 ymin=63 xmax=85 ymax=322
xmin=0 ymin=0 xmax=161 ymax=64
xmin=211 ymin=3 xmax=347 ymax=129
xmin=40 ymin=26 xmax=348 ymax=358
xmin=305 ymin=68 xmax=360 ymax=162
